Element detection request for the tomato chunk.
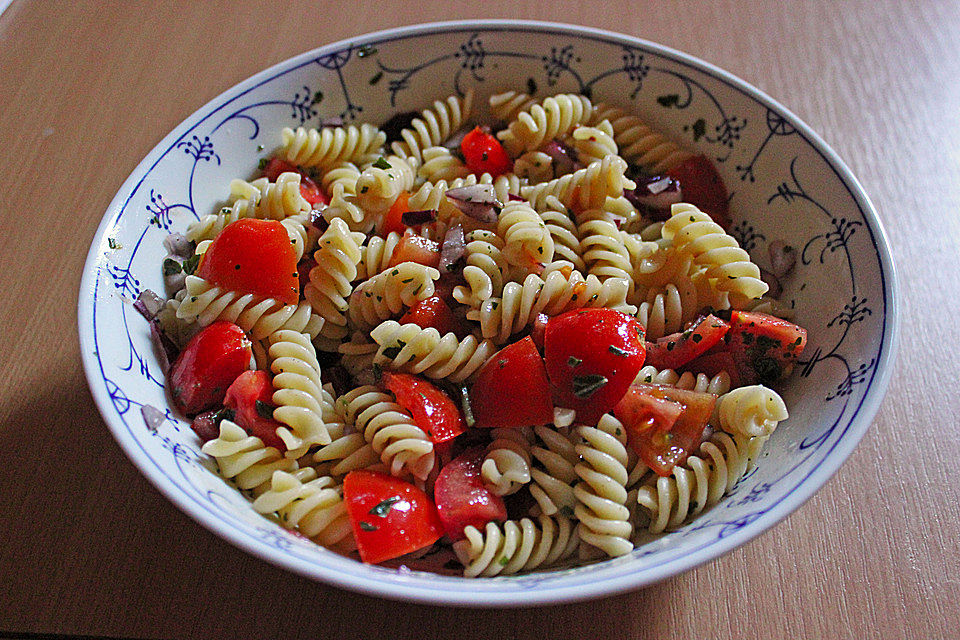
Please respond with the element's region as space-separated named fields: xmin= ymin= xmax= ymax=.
xmin=383 ymin=372 xmax=465 ymax=444
xmin=343 ymin=470 xmax=444 ymax=564
xmin=223 ymin=370 xmax=285 ymax=450
xmin=544 ymin=309 xmax=646 ymax=425
xmin=681 ymin=350 xmax=742 ymax=388
xmin=261 ymin=158 xmax=327 ymax=207
xmin=666 ymin=155 xmax=730 ymax=229
xmin=461 ymin=126 xmax=512 ymax=177
xmin=717 ymin=310 xmax=807 ymax=385
xmin=382 ymin=191 xmax=411 ymax=236
xmin=434 ymin=448 xmax=507 ymax=540
xmin=615 ymin=384 xmax=716 ymax=476
xmin=168 ymin=321 xmax=251 ymax=416
xmin=196 ymin=218 xmax=300 ymax=305
xmin=387 ymin=231 xmax=441 ymax=269
xmin=644 ymin=313 xmax=730 ymax=371
xmin=399 ymin=295 xmax=462 ymax=336
xmin=469 ymin=336 xmax=554 ymax=428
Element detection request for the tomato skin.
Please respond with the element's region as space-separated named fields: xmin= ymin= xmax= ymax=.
xmin=382 ymin=372 xmax=465 ymax=444
xmin=382 ymin=191 xmax=411 ymax=236
xmin=387 ymin=232 xmax=441 ymax=269
xmin=681 ymin=350 xmax=742 ymax=388
xmin=469 ymin=336 xmax=554 ymax=428
xmin=530 ymin=313 xmax=549 ymax=352
xmin=223 ymin=370 xmax=285 ymax=450
xmin=343 ymin=470 xmax=445 ymax=564
xmin=169 ymin=321 xmax=252 ymax=416
xmin=666 ymin=155 xmax=730 ymax=229
xmin=399 ymin=295 xmax=461 ymax=336
xmin=616 ymin=384 xmax=716 ymax=476
xmin=261 ymin=158 xmax=327 ymax=207
xmin=434 ymin=447 xmax=508 ymax=541
xmin=643 ymin=313 xmax=730 ymax=371
xmin=461 ymin=127 xmax=513 ymax=177
xmin=544 ymin=309 xmax=646 ymax=425
xmin=718 ymin=310 xmax=807 ymax=385
xmin=196 ymin=218 xmax=300 ymax=305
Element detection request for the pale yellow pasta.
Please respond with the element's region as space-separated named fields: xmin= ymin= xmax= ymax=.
xmin=280 ymin=123 xmax=385 ymax=169
xmin=454 ymin=516 xmax=578 ymax=578
xmin=391 ymin=90 xmax=474 ymax=163
xmin=520 ymin=154 xmax=636 ymax=212
xmin=570 ymin=120 xmax=618 ymax=166
xmin=418 ymin=146 xmax=471 ymax=182
xmin=662 ymin=203 xmax=768 ymax=306
xmin=319 ymin=160 xmax=362 ymax=196
xmin=267 ymin=330 xmax=332 ymax=457
xmin=452 ymin=229 xmax=510 ymax=308
xmin=589 ymin=102 xmax=693 ymax=173
xmin=497 ymin=93 xmax=593 ymax=156
xmin=529 ymin=425 xmax=580 ymax=517
xmin=481 ymin=426 xmax=535 ymax=496
xmin=573 ymin=414 xmax=633 ymax=558
xmin=201 ymin=421 xmax=298 ymax=493
xmin=347 ymin=261 xmax=440 ymax=330
xmin=488 ymin=90 xmax=537 ymax=123
xmin=513 ymin=150 xmax=555 ymax=183
xmin=577 ymin=207 xmax=634 ymax=290
xmin=370 ymin=320 xmax=497 ymax=383
xmin=253 ymin=470 xmax=354 ymax=549
xmin=717 ymin=385 xmax=788 ymax=437
xmin=304 ymin=218 xmax=367 ymax=350
xmin=497 ymin=199 xmax=555 ymax=269
xmin=354 ymin=155 xmax=417 ymax=218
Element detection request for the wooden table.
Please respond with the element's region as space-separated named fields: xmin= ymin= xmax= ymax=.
xmin=1 ymin=1 xmax=956 ymax=637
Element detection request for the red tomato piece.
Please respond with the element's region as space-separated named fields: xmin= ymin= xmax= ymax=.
xmin=718 ymin=310 xmax=807 ymax=385
xmin=382 ymin=372 xmax=465 ymax=444
xmin=261 ymin=158 xmax=327 ymax=207
xmin=399 ymin=295 xmax=461 ymax=336
xmin=168 ymin=321 xmax=251 ymax=416
xmin=433 ymin=447 xmax=508 ymax=541
xmin=382 ymin=191 xmax=411 ymax=236
xmin=667 ymin=154 xmax=731 ymax=229
xmin=643 ymin=313 xmax=730 ymax=371
xmin=223 ymin=370 xmax=285 ymax=450
xmin=196 ymin=218 xmax=300 ymax=305
xmin=343 ymin=470 xmax=445 ymax=564
xmin=461 ymin=126 xmax=512 ymax=177
xmin=469 ymin=336 xmax=554 ymax=428
xmin=681 ymin=350 xmax=742 ymax=389
xmin=296 ymin=256 xmax=316 ymax=298
xmin=387 ymin=231 xmax=441 ymax=269
xmin=544 ymin=309 xmax=646 ymax=425
xmin=530 ymin=313 xmax=549 ymax=352
xmin=615 ymin=384 xmax=716 ymax=476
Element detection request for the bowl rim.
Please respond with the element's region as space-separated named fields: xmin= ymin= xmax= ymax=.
xmin=78 ymin=18 xmax=899 ymax=606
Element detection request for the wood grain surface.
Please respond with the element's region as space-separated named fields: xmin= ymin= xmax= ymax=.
xmin=1 ymin=1 xmax=957 ymax=638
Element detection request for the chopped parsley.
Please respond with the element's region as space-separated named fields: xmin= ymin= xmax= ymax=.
xmin=255 ymin=400 xmax=274 ymax=419
xmin=608 ymin=345 xmax=629 ymax=357
xmin=369 ymin=495 xmax=402 ymax=517
xmin=567 ymin=356 xmax=582 ymax=368
xmin=359 ymin=521 xmax=378 ymax=532
xmin=373 ymin=156 xmax=392 ymax=170
xmin=182 ymin=254 xmax=200 ymax=275
xmin=162 ymin=258 xmax=182 ymax=276
xmin=107 ymin=238 xmax=121 ymax=250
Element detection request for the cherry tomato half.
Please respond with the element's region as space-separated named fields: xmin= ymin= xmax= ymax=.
xmin=383 ymin=372 xmax=465 ymax=444
xmin=469 ymin=336 xmax=554 ymax=428
xmin=223 ymin=369 xmax=285 ymax=450
xmin=261 ymin=158 xmax=327 ymax=207
xmin=544 ymin=309 xmax=646 ymax=425
xmin=168 ymin=321 xmax=251 ymax=416
xmin=461 ymin=127 xmax=512 ymax=177
xmin=433 ymin=447 xmax=507 ymax=541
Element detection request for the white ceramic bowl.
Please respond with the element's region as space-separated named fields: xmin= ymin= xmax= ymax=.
xmin=78 ymin=20 xmax=898 ymax=606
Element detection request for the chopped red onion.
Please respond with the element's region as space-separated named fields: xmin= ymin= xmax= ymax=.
xmin=440 ymin=223 xmax=466 ymax=273
xmin=625 ymin=175 xmax=682 ymax=220
xmin=321 ymin=116 xmax=344 ymax=127
xmin=163 ymin=233 xmax=194 ymax=258
xmin=442 ymin=127 xmax=469 ymax=152
xmin=445 ymin=184 xmax=501 ymax=223
xmin=542 ymin=140 xmax=577 ymax=175
xmin=190 ymin=409 xmax=222 ymax=443
xmin=150 ymin=320 xmax=180 ymax=373
xmin=768 ymin=241 xmax=797 ymax=278
xmin=401 ymin=209 xmax=438 ymax=226
xmin=141 ymin=404 xmax=166 ymax=432
xmin=134 ymin=289 xmax=164 ymax=320
xmin=507 ymin=193 xmax=525 ymax=202
xmin=553 ymin=407 xmax=576 ymax=428
xmin=310 ymin=207 xmax=329 ymax=232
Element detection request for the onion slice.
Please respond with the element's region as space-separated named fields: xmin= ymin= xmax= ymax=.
xmin=149 ymin=320 xmax=180 ymax=373
xmin=134 ymin=289 xmax=164 ymax=320
xmin=768 ymin=241 xmax=797 ymax=278
xmin=542 ymin=140 xmax=577 ymax=176
xmin=141 ymin=404 xmax=166 ymax=432
xmin=401 ymin=209 xmax=437 ymax=226
xmin=625 ymin=175 xmax=682 ymax=221
xmin=445 ymin=184 xmax=502 ymax=223
xmin=163 ymin=233 xmax=194 ymax=258
xmin=439 ymin=223 xmax=466 ymax=273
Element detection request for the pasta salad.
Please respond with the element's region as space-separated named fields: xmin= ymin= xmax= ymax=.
xmin=137 ymin=88 xmax=807 ymax=577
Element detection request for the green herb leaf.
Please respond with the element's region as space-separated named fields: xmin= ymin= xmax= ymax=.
xmin=369 ymin=495 xmax=402 ymax=517
xmin=182 ymin=254 xmax=200 ymax=275
xmin=373 ymin=156 xmax=392 ymax=170
xmin=567 ymin=356 xmax=582 ymax=368
xmin=572 ymin=374 xmax=608 ymax=399
xmin=107 ymin=238 xmax=121 ymax=250
xmin=460 ymin=385 xmax=475 ymax=428
xmin=608 ymin=345 xmax=629 ymax=357
xmin=359 ymin=521 xmax=378 ymax=531
xmin=162 ymin=258 xmax=183 ymax=276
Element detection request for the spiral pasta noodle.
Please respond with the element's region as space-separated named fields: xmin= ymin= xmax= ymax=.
xmin=304 ymin=218 xmax=366 ymax=350
xmin=662 ymin=203 xmax=768 ymax=306
xmin=354 ymin=231 xmax=404 ymax=281
xmin=452 ymin=229 xmax=510 ymax=308
xmin=418 ymin=146 xmax=470 ymax=182
xmin=577 ymin=207 xmax=634 ymax=289
xmin=267 ymin=330 xmax=333 ymax=457
xmin=347 ymin=262 xmax=440 ymax=330
xmin=390 ymin=90 xmax=474 ymax=163
xmin=319 ymin=160 xmax=362 ymax=197
xmin=573 ymin=414 xmax=634 ymax=557
xmin=634 ymin=431 xmax=770 ymax=533
xmin=354 ymin=155 xmax=417 ymax=217
xmin=497 ymin=93 xmax=593 ymax=156
xmin=201 ymin=420 xmax=299 ymax=493
xmin=481 ymin=426 xmax=534 ymax=496
xmin=497 ymin=199 xmax=555 ymax=270
xmin=370 ymin=320 xmax=497 ymax=383
xmin=454 ymin=515 xmax=579 ymax=577
xmin=338 ymin=385 xmax=435 ymax=480
xmin=252 ymin=470 xmax=355 ymax=549
xmin=513 ymin=150 xmax=555 ymax=183
xmin=175 ymin=275 xmax=324 ymax=341
xmin=570 ymin=120 xmax=618 ymax=167
xmin=488 ymin=90 xmax=537 ymax=123
xmin=589 ymin=102 xmax=693 ymax=173
xmin=528 ymin=425 xmax=580 ymax=517
xmin=716 ymin=385 xmax=788 ymax=437
xmin=520 ymin=155 xmax=635 ymax=213
xmin=633 ymin=365 xmax=732 ymax=396
xmin=280 ymin=123 xmax=385 ymax=169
